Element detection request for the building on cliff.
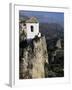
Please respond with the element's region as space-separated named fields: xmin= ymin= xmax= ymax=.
xmin=20 ymin=17 xmax=41 ymax=39
xmin=19 ymin=17 xmax=49 ymax=79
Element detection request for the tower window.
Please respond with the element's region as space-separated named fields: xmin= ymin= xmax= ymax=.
xmin=31 ymin=26 xmax=34 ymax=32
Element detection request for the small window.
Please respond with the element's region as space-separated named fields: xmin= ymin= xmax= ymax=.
xmin=31 ymin=26 xmax=34 ymax=32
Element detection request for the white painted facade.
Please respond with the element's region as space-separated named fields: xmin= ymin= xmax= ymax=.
xmin=26 ymin=23 xmax=39 ymax=39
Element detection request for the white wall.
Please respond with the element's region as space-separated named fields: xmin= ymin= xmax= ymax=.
xmin=26 ymin=23 xmax=39 ymax=39
xmin=0 ymin=0 xmax=72 ymax=89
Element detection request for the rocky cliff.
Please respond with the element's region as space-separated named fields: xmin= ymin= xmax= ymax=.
xmin=19 ymin=36 xmax=48 ymax=79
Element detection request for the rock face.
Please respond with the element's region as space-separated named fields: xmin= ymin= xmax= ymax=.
xmin=19 ymin=36 xmax=48 ymax=79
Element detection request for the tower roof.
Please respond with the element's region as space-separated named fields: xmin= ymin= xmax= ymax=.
xmin=26 ymin=17 xmax=39 ymax=23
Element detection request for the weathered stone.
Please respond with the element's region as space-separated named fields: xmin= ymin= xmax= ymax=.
xmin=19 ymin=36 xmax=48 ymax=79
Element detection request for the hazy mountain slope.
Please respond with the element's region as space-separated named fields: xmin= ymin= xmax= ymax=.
xmin=39 ymin=23 xmax=64 ymax=39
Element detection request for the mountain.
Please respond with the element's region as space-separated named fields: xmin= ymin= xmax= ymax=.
xmin=39 ymin=23 xmax=64 ymax=39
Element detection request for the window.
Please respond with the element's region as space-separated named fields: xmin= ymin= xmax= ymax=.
xmin=31 ymin=25 xmax=34 ymax=32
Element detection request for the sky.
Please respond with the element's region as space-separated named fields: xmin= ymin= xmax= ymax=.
xmin=19 ymin=10 xmax=64 ymax=27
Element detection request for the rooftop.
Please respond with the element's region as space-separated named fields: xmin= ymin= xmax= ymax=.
xmin=26 ymin=17 xmax=39 ymax=23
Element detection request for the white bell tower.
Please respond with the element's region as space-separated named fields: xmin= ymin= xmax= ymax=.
xmin=26 ymin=17 xmax=39 ymax=39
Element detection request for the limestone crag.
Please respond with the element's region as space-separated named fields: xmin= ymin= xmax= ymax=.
xmin=19 ymin=36 xmax=48 ymax=79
